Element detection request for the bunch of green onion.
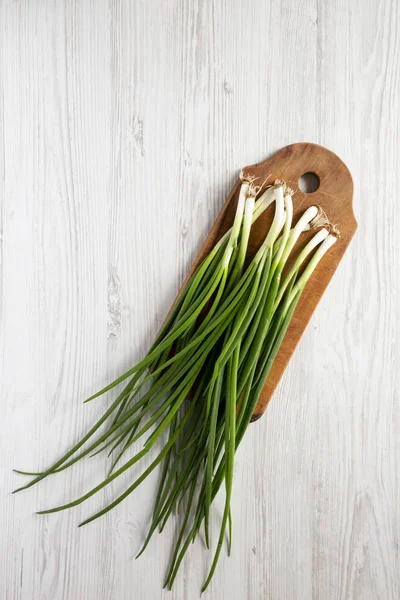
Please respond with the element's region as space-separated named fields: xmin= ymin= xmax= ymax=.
xmin=14 ymin=172 xmax=339 ymax=592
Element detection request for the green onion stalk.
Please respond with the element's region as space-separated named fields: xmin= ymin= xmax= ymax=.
xmin=14 ymin=171 xmax=339 ymax=592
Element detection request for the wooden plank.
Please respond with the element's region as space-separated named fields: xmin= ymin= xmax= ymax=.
xmin=173 ymin=143 xmax=356 ymax=420
xmin=1 ymin=1 xmax=399 ymax=599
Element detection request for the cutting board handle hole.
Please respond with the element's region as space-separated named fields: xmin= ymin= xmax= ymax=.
xmin=298 ymin=172 xmax=320 ymax=194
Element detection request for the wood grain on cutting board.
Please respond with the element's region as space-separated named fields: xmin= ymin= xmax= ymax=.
xmin=175 ymin=143 xmax=357 ymax=420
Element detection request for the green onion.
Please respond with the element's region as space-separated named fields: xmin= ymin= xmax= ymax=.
xmin=14 ymin=171 xmax=339 ymax=592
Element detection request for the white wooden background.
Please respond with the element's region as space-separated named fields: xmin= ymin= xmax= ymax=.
xmin=1 ymin=1 xmax=399 ymax=599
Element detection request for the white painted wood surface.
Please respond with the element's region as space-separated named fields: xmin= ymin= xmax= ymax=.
xmin=1 ymin=0 xmax=399 ymax=598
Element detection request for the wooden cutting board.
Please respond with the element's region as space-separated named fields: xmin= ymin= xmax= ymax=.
xmin=174 ymin=143 xmax=357 ymax=421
